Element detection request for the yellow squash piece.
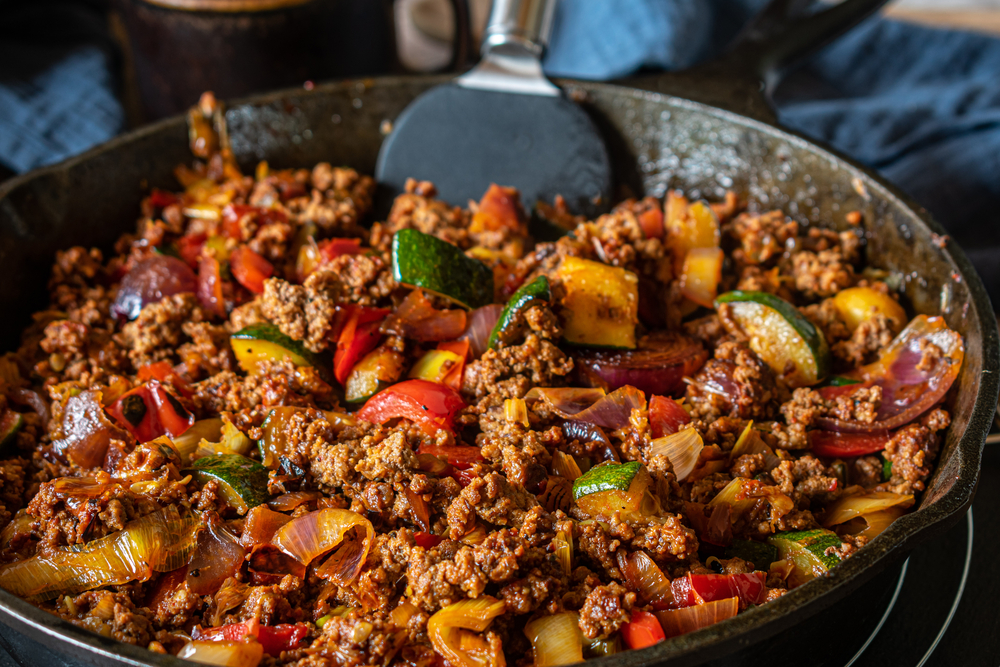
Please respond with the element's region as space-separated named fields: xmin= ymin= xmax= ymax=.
xmin=555 ymin=256 xmax=638 ymax=349
xmin=832 ymin=286 xmax=906 ymax=333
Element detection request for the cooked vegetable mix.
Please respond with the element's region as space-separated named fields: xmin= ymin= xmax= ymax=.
xmin=0 ymin=92 xmax=963 ymax=666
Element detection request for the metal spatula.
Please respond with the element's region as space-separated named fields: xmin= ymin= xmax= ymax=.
xmin=375 ymin=0 xmax=612 ymax=217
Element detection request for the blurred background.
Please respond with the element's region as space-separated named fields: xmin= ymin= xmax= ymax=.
xmin=0 ymin=0 xmax=998 ymax=298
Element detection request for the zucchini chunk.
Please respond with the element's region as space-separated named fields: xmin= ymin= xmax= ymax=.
xmin=715 ymin=290 xmax=830 ymax=387
xmin=190 ymin=454 xmax=269 ymax=514
xmin=230 ymin=323 xmax=333 ymax=384
xmin=555 ymin=257 xmax=638 ymax=349
xmin=347 ymin=347 xmax=407 ymax=403
xmin=767 ymin=529 xmax=843 ymax=587
xmin=488 ymin=275 xmax=551 ymax=349
xmin=724 ymin=539 xmax=779 ymax=571
xmin=391 ymin=229 xmax=494 ymax=309
xmin=572 ymin=461 xmax=650 ymax=518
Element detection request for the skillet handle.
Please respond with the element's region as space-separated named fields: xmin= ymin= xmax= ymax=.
xmin=620 ymin=0 xmax=889 ymax=124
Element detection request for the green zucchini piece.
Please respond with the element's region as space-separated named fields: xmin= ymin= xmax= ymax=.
xmin=392 ymin=228 xmax=494 ymax=309
xmin=0 ymin=410 xmax=24 ymax=450
xmin=724 ymin=539 xmax=779 ymax=571
xmin=230 ymin=323 xmax=333 ymax=385
xmin=573 ymin=461 xmax=642 ymax=500
xmin=488 ymin=275 xmax=551 ymax=349
xmin=345 ymin=347 xmax=406 ymax=403
xmin=190 ymin=454 xmax=269 ymax=514
xmin=826 ymin=376 xmax=861 ymax=387
xmin=882 ymin=456 xmax=893 ymax=481
xmin=767 ymin=528 xmax=843 ymax=587
xmin=555 ymin=256 xmax=639 ymax=349
xmin=715 ymin=290 xmax=831 ymax=387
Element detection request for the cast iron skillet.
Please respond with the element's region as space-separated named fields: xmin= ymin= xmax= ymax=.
xmin=0 ymin=1 xmax=996 ymax=665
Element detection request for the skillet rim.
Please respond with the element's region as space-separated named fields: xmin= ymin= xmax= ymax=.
xmin=0 ymin=75 xmax=995 ymax=667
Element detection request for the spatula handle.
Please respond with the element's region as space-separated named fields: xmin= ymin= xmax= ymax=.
xmin=482 ymin=0 xmax=557 ymax=59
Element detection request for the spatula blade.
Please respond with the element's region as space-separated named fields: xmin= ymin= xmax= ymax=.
xmin=376 ymin=84 xmax=611 ymax=217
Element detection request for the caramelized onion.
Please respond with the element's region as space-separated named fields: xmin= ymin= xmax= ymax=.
xmin=524 ymin=387 xmax=606 ymax=416
xmin=268 ymin=491 xmax=321 ymax=513
xmin=394 ymin=289 xmax=468 ymax=342
xmin=655 ymin=597 xmax=739 ymax=638
xmin=177 ymin=640 xmax=263 ymax=667
xmin=570 ymin=386 xmax=647 ymax=430
xmin=821 ymin=491 xmax=914 ymax=528
xmin=816 ymin=315 xmax=963 ymax=432
xmin=427 ymin=597 xmax=506 ymax=667
xmin=524 ymin=612 xmax=583 ymax=667
xmin=11 ymin=388 xmax=49 ymax=425
xmin=0 ymin=506 xmax=197 ymax=601
xmin=573 ymin=332 xmax=708 ymax=397
xmin=562 ymin=420 xmax=619 ymax=462
xmin=111 ymin=255 xmax=197 ymax=321
xmin=459 ymin=304 xmax=504 ymax=358
xmin=650 ymin=427 xmax=704 ymax=482
xmin=240 ymin=505 xmax=292 ymax=550
xmin=271 ymin=509 xmax=374 ymax=584
xmin=186 ymin=516 xmax=246 ymax=596
xmin=618 ymin=550 xmax=674 ymax=607
xmin=51 ymin=390 xmax=128 ymax=469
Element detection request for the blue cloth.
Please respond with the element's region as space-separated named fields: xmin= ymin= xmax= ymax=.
xmin=0 ymin=0 xmax=996 ymax=300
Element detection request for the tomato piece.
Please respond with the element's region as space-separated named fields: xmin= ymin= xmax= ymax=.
xmin=176 ymin=233 xmax=207 ymax=268
xmin=621 ymin=610 xmax=666 ymax=649
xmin=222 ymin=204 xmax=256 ymax=240
xmin=638 ymin=206 xmax=664 ymax=239
xmin=414 ymin=532 xmax=444 ymax=549
xmin=417 ymin=443 xmax=483 ymax=469
xmin=145 ymin=568 xmax=186 ymax=616
xmin=148 ymin=189 xmax=178 ymax=209
xmin=450 ymin=468 xmax=477 ymax=487
xmin=677 ymin=572 xmax=767 ymax=608
xmin=333 ymin=306 xmax=390 ymax=385
xmin=649 ymin=395 xmax=691 ymax=438
xmin=197 ymin=256 xmax=227 ymax=318
xmin=357 ymin=379 xmax=466 ymax=435
xmin=106 ymin=381 xmax=194 ymax=442
xmin=319 ymin=238 xmax=364 ymax=263
xmin=808 ymin=430 xmax=891 ymax=458
xmin=470 ymin=184 xmax=524 ymax=233
xmin=230 ymin=246 xmax=274 ymax=295
xmin=257 ymin=624 xmax=309 ymax=656
xmin=195 ymin=619 xmax=259 ymax=643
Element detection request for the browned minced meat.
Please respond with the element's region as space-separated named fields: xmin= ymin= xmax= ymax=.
xmin=370 ymin=178 xmax=470 ymax=250
xmin=0 ymin=131 xmax=963 ymax=667
xmin=577 ymin=582 xmax=636 ymax=640
xmin=258 ymin=274 xmax=342 ymax=353
xmin=726 ymin=210 xmax=798 ymax=268
xmin=685 ymin=340 xmax=778 ymax=421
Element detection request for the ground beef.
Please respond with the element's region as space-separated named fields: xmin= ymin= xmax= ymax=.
xmin=322 ymin=252 xmax=396 ymax=307
xmin=118 ymin=293 xmax=204 ymax=367
xmin=259 ymin=274 xmax=342 ymax=352
xmin=790 ymin=248 xmax=856 ymax=299
xmin=878 ymin=408 xmax=950 ymax=494
xmin=577 ymin=582 xmax=635 ymax=640
xmin=685 ymin=340 xmax=778 ymax=421
xmin=289 ymin=164 xmax=374 ymax=236
xmin=726 ymin=210 xmax=798 ymax=268
xmin=462 ymin=334 xmax=573 ymax=400
xmin=371 ymin=179 xmax=470 ymax=250
xmin=446 ymin=472 xmax=539 ymax=539
xmin=177 ymin=321 xmax=234 ymax=380
xmin=770 ymin=456 xmax=839 ymax=506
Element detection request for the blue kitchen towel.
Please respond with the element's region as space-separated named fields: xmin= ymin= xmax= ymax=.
xmin=0 ymin=0 xmax=996 ymax=300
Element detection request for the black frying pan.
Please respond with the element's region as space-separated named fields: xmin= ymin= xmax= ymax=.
xmin=0 ymin=1 xmax=996 ymax=665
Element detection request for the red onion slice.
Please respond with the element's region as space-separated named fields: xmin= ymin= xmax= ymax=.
xmin=573 ymin=332 xmax=708 ymax=397
xmin=111 ymin=255 xmax=197 ymax=321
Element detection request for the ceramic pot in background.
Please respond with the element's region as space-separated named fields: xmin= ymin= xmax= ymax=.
xmin=113 ymin=0 xmax=470 ymax=121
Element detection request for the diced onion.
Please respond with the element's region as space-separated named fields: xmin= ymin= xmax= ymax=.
xmin=186 ymin=519 xmax=246 ymax=596
xmin=821 ymin=491 xmax=914 ymax=528
xmin=0 ymin=506 xmax=197 ymax=601
xmin=171 ymin=418 xmax=223 ymax=462
xmin=524 ymin=612 xmax=583 ymax=666
xmin=459 ymin=305 xmax=504 ymax=359
xmin=568 ymin=386 xmax=647 ymax=430
xmin=428 ymin=597 xmax=506 ymax=667
xmin=195 ymin=422 xmax=253 ymax=460
xmin=552 ymin=451 xmax=582 ymax=481
xmin=267 ymin=491 xmax=321 ymax=512
xmin=729 ymin=421 xmax=780 ymax=472
xmin=618 ymin=550 xmax=673 ymax=606
xmin=552 ymin=529 xmax=573 ymax=575
xmin=271 ymin=509 xmax=374 ymax=584
xmin=655 ymin=596 xmax=738 ymax=638
xmin=707 ymin=478 xmax=794 ymax=523
xmin=649 ymin=427 xmax=703 ymax=482
xmin=178 ymin=640 xmax=263 ymax=666
xmin=524 ymin=387 xmax=606 ymax=417
xmin=503 ymin=398 xmax=529 ymax=427
xmin=857 ymin=507 xmax=907 ymax=539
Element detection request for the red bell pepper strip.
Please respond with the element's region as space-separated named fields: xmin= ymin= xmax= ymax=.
xmin=357 ymin=379 xmax=466 ymax=436
xmin=197 ymin=256 xmax=227 ymax=318
xmin=106 ymin=380 xmax=194 ymax=442
xmin=649 ymin=395 xmax=691 ymax=438
xmin=319 ymin=238 xmax=364 ymax=263
xmin=621 ymin=610 xmax=666 ymax=649
xmin=137 ymin=361 xmax=192 ymax=398
xmin=148 ymin=189 xmax=178 ymax=209
xmin=176 ymin=233 xmax=207 ymax=268
xmin=672 ymin=572 xmax=767 ymax=608
xmin=414 ymin=532 xmax=444 ymax=549
xmin=333 ymin=306 xmax=391 ymax=385
xmin=194 ymin=618 xmax=308 ymax=657
xmin=230 ymin=245 xmax=274 ymax=295
xmin=808 ymin=430 xmax=891 ymax=458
